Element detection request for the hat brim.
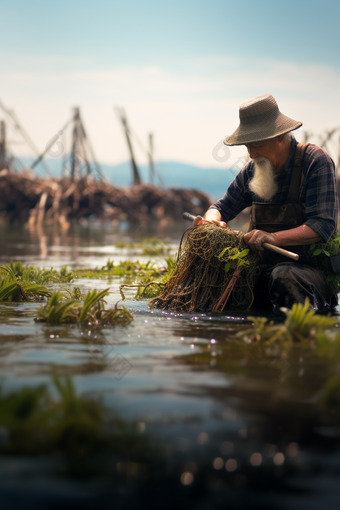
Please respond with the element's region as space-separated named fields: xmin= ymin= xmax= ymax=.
xmin=224 ymin=113 xmax=302 ymax=146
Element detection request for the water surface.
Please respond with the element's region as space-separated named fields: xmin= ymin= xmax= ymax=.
xmin=1 ymin=222 xmax=340 ymax=509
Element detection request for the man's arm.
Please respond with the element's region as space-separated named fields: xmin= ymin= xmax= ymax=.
xmin=192 ymin=208 xmax=227 ymax=227
xmin=244 ymin=224 xmax=323 ymax=253
xmin=193 ymin=163 xmax=253 ymax=227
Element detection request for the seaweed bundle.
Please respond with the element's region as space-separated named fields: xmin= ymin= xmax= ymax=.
xmin=150 ymin=224 xmax=260 ymax=312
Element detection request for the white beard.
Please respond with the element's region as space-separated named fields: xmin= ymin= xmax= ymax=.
xmin=248 ymin=157 xmax=278 ymax=201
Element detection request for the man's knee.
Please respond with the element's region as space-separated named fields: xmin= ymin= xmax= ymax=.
xmin=268 ymin=262 xmax=336 ymax=310
xmin=269 ymin=263 xmax=306 ymax=306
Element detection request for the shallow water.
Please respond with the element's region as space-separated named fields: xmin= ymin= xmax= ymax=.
xmin=1 ymin=222 xmax=340 ymax=509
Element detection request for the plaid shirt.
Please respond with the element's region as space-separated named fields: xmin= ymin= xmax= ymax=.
xmin=211 ymin=137 xmax=338 ymax=242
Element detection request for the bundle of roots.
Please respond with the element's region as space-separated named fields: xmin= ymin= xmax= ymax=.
xmin=149 ymin=223 xmax=260 ymax=313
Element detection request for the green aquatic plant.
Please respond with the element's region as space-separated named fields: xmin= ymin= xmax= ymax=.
xmin=120 ymin=280 xmax=165 ymax=300
xmin=22 ymin=266 xmax=60 ymax=284
xmin=237 ymin=298 xmax=338 ymax=345
xmin=0 ymin=376 xmax=149 ymax=457
xmin=74 ymin=259 xmax=159 ymax=279
xmin=120 ymin=261 xmax=175 ymax=300
xmin=119 ymin=254 xmax=175 ymax=300
xmin=99 ymin=302 xmax=133 ymax=325
xmin=67 ymin=287 xmax=133 ymax=325
xmin=141 ymin=239 xmax=171 ymax=257
xmin=8 ymin=261 xmax=24 ymax=277
xmin=36 ymin=289 xmax=133 ymax=326
xmin=284 ymin=298 xmax=338 ymax=341
xmin=238 ymin=316 xmax=285 ymax=344
xmin=102 ymin=258 xmax=115 ymax=270
xmin=59 ymin=264 xmax=76 ymax=282
xmin=62 ymin=286 xmax=84 ymax=300
xmin=164 ymin=255 xmax=175 ymax=274
xmin=115 ymin=241 xmax=131 ymax=248
xmin=310 ymin=232 xmax=340 ymax=258
xmin=36 ymin=291 xmax=80 ymax=323
xmin=115 ymin=237 xmax=173 ymax=258
xmin=78 ymin=288 xmax=109 ymax=322
xmin=45 ymin=376 xmax=104 ymax=454
xmin=309 ymin=232 xmax=340 ymax=293
xmin=0 ymin=265 xmax=51 ymax=302
xmin=138 ymin=236 xmax=165 ymax=246
xmin=4 ymin=261 xmax=75 ymax=285
xmin=218 ymin=246 xmax=250 ymax=273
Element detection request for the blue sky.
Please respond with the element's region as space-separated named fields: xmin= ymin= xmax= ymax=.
xmin=1 ymin=0 xmax=339 ymax=167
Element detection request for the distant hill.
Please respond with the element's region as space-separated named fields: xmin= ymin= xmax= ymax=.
xmin=17 ymin=158 xmax=235 ymax=201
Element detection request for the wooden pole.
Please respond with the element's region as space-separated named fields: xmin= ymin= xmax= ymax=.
xmin=148 ymin=133 xmax=155 ymax=184
xmin=115 ymin=108 xmax=142 ymax=186
xmin=0 ymin=121 xmax=6 ymax=168
xmin=70 ymin=107 xmax=79 ymax=180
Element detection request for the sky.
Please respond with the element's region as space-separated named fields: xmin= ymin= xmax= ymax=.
xmin=0 ymin=0 xmax=339 ymax=169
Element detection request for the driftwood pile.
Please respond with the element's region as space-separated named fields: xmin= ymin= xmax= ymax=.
xmin=0 ymin=170 xmax=212 ymax=226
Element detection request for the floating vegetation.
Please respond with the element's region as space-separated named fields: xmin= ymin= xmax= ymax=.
xmin=35 ymin=291 xmax=81 ymax=323
xmin=2 ymin=258 xmax=175 ymax=287
xmin=0 ymin=264 xmax=51 ymax=302
xmin=62 ymin=286 xmax=85 ymax=300
xmin=36 ymin=289 xmax=133 ymax=325
xmin=172 ymin=299 xmax=340 ymax=419
xmin=120 ymin=280 xmax=165 ymax=300
xmin=0 ymin=256 xmax=176 ymax=309
xmin=4 ymin=261 xmax=75 ymax=284
xmin=74 ymin=259 xmax=166 ymax=279
xmin=116 ymin=237 xmax=172 ymax=257
xmin=141 ymin=238 xmax=171 ymax=257
xmin=0 ymin=376 xmax=150 ymax=459
xmin=238 ymin=298 xmax=338 ymax=344
xmin=119 ymin=255 xmax=175 ymax=300
xmin=284 ymin=298 xmax=338 ymax=341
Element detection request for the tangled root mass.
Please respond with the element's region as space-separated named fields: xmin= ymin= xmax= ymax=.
xmin=150 ymin=224 xmax=260 ymax=313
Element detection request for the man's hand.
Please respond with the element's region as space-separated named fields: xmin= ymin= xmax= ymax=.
xmin=243 ymin=229 xmax=277 ymax=253
xmin=193 ymin=215 xmax=227 ymax=228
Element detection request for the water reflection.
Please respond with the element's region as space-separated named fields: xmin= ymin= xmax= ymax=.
xmin=0 ymin=221 xmax=182 ymax=271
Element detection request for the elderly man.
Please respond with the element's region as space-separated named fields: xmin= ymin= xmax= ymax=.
xmin=195 ymin=93 xmax=338 ymax=311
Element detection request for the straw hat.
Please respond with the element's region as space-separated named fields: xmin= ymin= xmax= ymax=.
xmin=224 ymin=94 xmax=302 ymax=146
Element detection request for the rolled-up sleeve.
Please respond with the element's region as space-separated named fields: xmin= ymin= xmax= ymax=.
xmin=303 ymin=147 xmax=338 ymax=242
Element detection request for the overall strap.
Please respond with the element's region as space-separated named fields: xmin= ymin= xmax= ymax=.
xmin=287 ymin=142 xmax=309 ymax=202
